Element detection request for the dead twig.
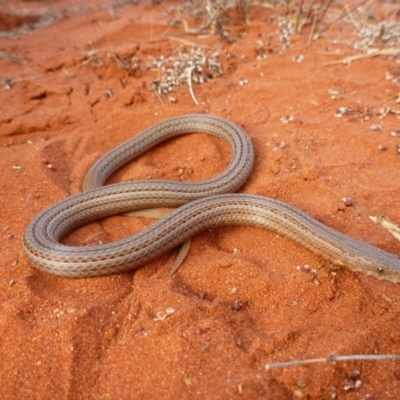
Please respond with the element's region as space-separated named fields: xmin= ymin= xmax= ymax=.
xmin=323 ymin=0 xmax=369 ymax=34
xmin=186 ymin=65 xmax=199 ymax=105
xmin=266 ymin=353 xmax=400 ymax=370
xmin=323 ymin=47 xmax=400 ymax=65
xmin=0 ymin=51 xmax=25 ymax=64
xmin=370 ymin=216 xmax=400 ymax=242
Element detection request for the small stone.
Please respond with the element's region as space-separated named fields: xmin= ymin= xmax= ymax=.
xmin=342 ymin=198 xmax=354 ymax=207
xmin=232 ymin=299 xmax=243 ymax=311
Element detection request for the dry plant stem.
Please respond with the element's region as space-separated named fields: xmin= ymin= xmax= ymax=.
xmin=182 ymin=18 xmax=214 ymax=36
xmin=265 ymin=354 xmax=400 ymax=370
xmin=324 ymin=47 xmax=400 ymax=65
xmin=166 ymin=36 xmax=213 ymax=49
xmin=324 ymin=0 xmax=369 ymax=33
xmin=186 ymin=66 xmax=199 ymax=105
xmin=302 ymin=0 xmax=319 ymax=33
xmin=344 ymin=3 xmax=360 ymax=29
xmin=313 ymin=0 xmax=334 ymax=35
xmin=285 ymin=0 xmax=290 ymax=16
xmin=238 ymin=0 xmax=251 ymax=24
xmin=307 ymin=16 xmax=317 ymax=46
xmin=370 ymin=216 xmax=400 ymax=242
xmin=294 ymin=0 xmax=304 ymax=34
xmin=0 ymin=51 xmax=25 ymax=64
xmin=152 ymin=85 xmax=164 ymax=105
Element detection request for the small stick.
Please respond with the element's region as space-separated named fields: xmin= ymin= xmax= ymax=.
xmin=307 ymin=15 xmax=317 ymax=46
xmin=370 ymin=216 xmax=400 ymax=241
xmin=312 ymin=0 xmax=334 ymax=35
xmin=294 ymin=0 xmax=304 ymax=34
xmin=152 ymin=84 xmax=164 ymax=105
xmin=186 ymin=66 xmax=199 ymax=105
xmin=323 ymin=47 xmax=400 ymax=66
xmin=343 ymin=3 xmax=360 ymax=30
xmin=265 ymin=353 xmax=400 ymax=370
xmin=167 ymin=36 xmax=213 ymax=49
xmin=0 ymin=51 xmax=25 ymax=64
xmin=324 ymin=0 xmax=368 ymax=33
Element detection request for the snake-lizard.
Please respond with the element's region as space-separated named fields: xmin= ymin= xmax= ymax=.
xmin=23 ymin=114 xmax=400 ymax=281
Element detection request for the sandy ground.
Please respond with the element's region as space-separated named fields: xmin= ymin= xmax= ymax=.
xmin=1 ymin=0 xmax=400 ymax=398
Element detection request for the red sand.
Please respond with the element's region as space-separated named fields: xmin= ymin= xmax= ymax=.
xmin=1 ymin=1 xmax=400 ymax=398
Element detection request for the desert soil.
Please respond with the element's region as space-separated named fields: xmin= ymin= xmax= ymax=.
xmin=1 ymin=1 xmax=400 ymax=399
